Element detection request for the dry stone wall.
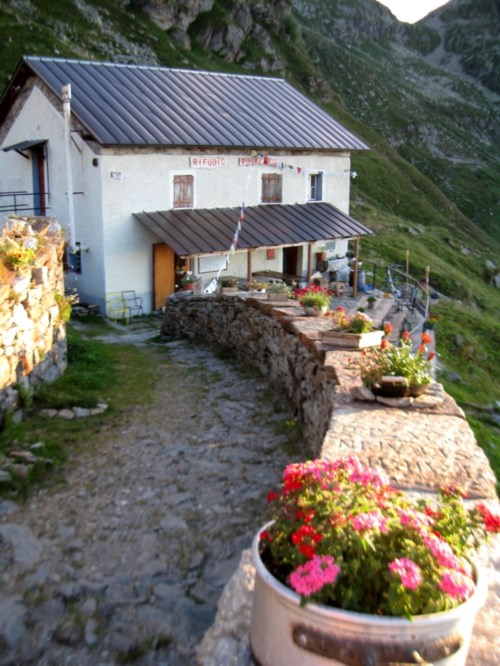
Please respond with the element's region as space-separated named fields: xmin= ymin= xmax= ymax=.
xmin=162 ymin=292 xmax=497 ymax=499
xmin=0 ymin=216 xmax=67 ymax=423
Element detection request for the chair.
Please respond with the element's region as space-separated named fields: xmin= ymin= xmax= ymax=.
xmin=330 ymin=281 xmax=345 ymax=297
xmin=106 ymin=292 xmax=129 ymax=323
xmin=121 ymin=290 xmax=144 ymax=317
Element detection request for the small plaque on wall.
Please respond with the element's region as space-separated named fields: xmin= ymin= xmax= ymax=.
xmin=266 ymin=248 xmax=276 ymax=260
xmin=198 ymin=255 xmax=227 ymax=274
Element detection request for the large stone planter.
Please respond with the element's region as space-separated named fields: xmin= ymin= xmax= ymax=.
xmin=319 ymin=329 xmax=384 ymax=349
xmin=250 ymin=525 xmax=487 ymax=666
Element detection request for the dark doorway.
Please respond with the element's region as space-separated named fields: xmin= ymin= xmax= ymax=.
xmin=283 ymin=246 xmax=299 ymax=275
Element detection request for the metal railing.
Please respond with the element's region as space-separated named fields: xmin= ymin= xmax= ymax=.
xmin=384 ymin=264 xmax=430 ymax=321
xmin=0 ymin=190 xmax=50 ymax=215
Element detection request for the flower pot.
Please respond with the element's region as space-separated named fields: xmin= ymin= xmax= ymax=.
xmin=320 ymin=329 xmax=384 ymax=349
xmin=303 ymin=305 xmax=328 ymax=317
xmin=250 ymin=525 xmax=487 ymax=666
xmin=182 ymin=282 xmax=196 ymax=291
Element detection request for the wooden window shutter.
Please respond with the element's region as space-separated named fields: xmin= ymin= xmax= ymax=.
xmin=262 ymin=174 xmax=282 ymax=203
xmin=173 ymin=175 xmax=194 ymax=208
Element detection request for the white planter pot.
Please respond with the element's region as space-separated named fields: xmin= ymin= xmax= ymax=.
xmin=319 ymin=329 xmax=384 ymax=349
xmin=250 ymin=525 xmax=487 ymax=666
xmin=303 ymin=305 xmax=328 ymax=316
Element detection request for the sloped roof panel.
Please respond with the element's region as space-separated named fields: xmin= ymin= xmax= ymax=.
xmin=134 ymin=202 xmax=372 ymax=256
xmin=21 ymin=57 xmax=369 ymax=151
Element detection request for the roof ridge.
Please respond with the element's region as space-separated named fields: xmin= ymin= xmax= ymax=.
xmin=22 ymin=55 xmax=285 ymax=83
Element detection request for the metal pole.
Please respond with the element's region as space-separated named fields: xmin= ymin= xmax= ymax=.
xmin=307 ymin=242 xmax=313 ymax=283
xmin=247 ymin=249 xmax=253 ymax=287
xmin=353 ymin=238 xmax=359 ymax=296
xmin=62 ymin=84 xmax=76 ymax=253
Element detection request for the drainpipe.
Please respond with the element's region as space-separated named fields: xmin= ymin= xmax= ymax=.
xmin=62 ymin=84 xmax=76 ymax=253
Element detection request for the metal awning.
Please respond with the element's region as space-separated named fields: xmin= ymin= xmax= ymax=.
xmin=2 ymin=139 xmax=47 ymax=157
xmin=134 ymin=202 xmax=373 ymax=257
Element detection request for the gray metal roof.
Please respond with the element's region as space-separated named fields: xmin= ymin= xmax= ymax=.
xmin=134 ymin=202 xmax=372 ymax=256
xmin=16 ymin=57 xmax=368 ymax=151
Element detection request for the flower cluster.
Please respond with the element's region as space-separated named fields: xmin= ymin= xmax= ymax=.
xmin=294 ymin=284 xmax=333 ymax=310
xmin=332 ymin=306 xmax=374 ymax=333
xmin=260 ymin=456 xmax=499 ymax=617
xmin=357 ymin=324 xmax=435 ymax=388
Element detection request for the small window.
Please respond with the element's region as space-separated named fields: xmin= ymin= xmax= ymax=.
xmin=262 ymin=174 xmax=282 ymax=203
xmin=173 ymin=175 xmax=194 ymax=208
xmin=309 ymin=173 xmax=323 ymax=201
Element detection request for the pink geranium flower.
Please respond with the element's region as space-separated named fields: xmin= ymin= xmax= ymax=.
xmin=439 ymin=570 xmax=475 ymax=601
xmin=351 ymin=510 xmax=388 ymax=534
xmin=289 ymin=555 xmax=341 ymax=596
xmin=389 ymin=558 xmax=423 ymax=590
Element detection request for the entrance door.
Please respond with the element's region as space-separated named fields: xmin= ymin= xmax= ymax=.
xmin=283 ymin=246 xmax=299 ymax=275
xmin=153 ymin=243 xmax=175 ymax=310
xmin=31 ymin=144 xmax=46 ymax=215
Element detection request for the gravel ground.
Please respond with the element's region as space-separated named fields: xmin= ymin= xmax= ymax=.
xmin=0 ymin=320 xmax=301 ymax=665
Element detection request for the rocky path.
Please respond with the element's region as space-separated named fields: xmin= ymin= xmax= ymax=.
xmin=0 ymin=324 xmax=300 ymax=665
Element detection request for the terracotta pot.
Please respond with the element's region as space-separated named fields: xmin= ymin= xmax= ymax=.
xmin=250 ymin=524 xmax=487 ymax=666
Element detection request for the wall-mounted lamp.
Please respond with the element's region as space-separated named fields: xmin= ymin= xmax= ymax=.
xmin=344 ymin=170 xmax=358 ymax=179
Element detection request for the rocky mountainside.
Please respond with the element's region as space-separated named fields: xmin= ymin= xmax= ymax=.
xmin=420 ymin=0 xmax=500 ymax=94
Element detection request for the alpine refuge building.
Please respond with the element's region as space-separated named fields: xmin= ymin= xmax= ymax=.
xmin=0 ymin=57 xmax=371 ymax=312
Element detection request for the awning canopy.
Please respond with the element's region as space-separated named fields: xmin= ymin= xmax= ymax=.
xmin=134 ymin=202 xmax=372 ymax=257
xmin=2 ymin=139 xmax=47 ymax=157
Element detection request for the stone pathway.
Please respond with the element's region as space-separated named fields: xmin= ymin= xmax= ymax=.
xmin=0 ymin=319 xmax=301 ymax=665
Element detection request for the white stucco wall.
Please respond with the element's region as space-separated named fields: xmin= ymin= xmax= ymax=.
xmin=0 ymin=82 xmax=358 ymax=313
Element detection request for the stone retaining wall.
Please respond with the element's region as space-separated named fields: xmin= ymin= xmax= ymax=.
xmin=162 ymin=292 xmax=497 ymax=499
xmin=0 ymin=217 xmax=67 ymax=423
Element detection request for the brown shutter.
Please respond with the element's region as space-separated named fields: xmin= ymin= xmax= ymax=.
xmin=262 ymin=174 xmax=282 ymax=203
xmin=173 ymin=175 xmax=194 ymax=208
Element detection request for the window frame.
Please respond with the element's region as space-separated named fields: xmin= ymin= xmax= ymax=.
xmin=173 ymin=173 xmax=195 ymax=209
xmin=261 ymin=173 xmax=283 ymax=204
xmin=309 ymin=172 xmax=323 ymax=202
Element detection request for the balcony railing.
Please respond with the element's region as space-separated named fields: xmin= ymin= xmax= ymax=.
xmin=0 ymin=190 xmax=50 ymax=215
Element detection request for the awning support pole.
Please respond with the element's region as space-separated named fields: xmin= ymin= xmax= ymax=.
xmin=307 ymin=242 xmax=313 ymax=283
xmin=353 ymin=237 xmax=360 ymax=296
xmin=247 ymin=249 xmax=253 ymax=287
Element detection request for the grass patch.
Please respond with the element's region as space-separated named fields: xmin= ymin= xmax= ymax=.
xmin=0 ymin=322 xmax=158 ymax=500
xmin=274 ymin=417 xmax=303 ymax=456
xmin=467 ymin=416 xmax=500 ymax=495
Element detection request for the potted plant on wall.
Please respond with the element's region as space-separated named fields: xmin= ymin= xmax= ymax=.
xmin=320 ymin=307 xmax=383 ymax=348
xmin=180 ymin=271 xmax=198 ymax=291
xmin=267 ymin=282 xmax=292 ymax=302
xmin=219 ymin=276 xmax=239 ymax=293
xmin=294 ymin=285 xmax=333 ymax=316
xmin=250 ymin=456 xmax=499 ymax=666
xmin=357 ymin=325 xmax=435 ymax=397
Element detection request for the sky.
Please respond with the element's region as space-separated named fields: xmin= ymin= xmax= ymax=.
xmin=376 ymin=0 xmax=450 ymax=24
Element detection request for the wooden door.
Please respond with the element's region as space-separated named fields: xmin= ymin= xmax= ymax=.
xmin=153 ymin=243 xmax=175 ymax=310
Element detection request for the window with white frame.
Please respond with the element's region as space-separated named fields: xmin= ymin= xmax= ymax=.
xmin=261 ymin=174 xmax=282 ymax=203
xmin=309 ymin=172 xmax=323 ymax=201
xmin=173 ymin=174 xmax=194 ymax=208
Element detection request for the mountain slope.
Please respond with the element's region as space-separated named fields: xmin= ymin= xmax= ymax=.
xmin=292 ymin=0 xmax=500 ymax=241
